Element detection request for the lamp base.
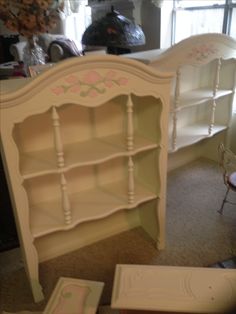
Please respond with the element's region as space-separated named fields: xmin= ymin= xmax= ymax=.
xmin=107 ymin=46 xmax=131 ymax=55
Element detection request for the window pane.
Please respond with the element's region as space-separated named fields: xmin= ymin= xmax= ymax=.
xmin=229 ymin=8 xmax=236 ymax=39
xmin=175 ymin=8 xmax=224 ymax=42
xmin=175 ymin=0 xmax=225 ymax=8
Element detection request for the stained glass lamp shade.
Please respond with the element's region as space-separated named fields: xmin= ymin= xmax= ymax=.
xmin=82 ymin=6 xmax=145 ymax=54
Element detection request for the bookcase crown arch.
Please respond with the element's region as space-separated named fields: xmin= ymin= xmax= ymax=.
xmin=151 ymin=33 xmax=236 ymax=70
xmin=0 ymin=55 xmax=173 ymax=302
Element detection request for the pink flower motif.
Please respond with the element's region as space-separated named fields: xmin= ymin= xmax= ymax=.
xmin=83 ymin=71 xmax=102 ymax=84
xmin=188 ymin=44 xmax=217 ymax=61
xmin=118 ymin=77 xmax=128 ymax=85
xmin=105 ymin=70 xmax=116 ymax=79
xmin=65 ymin=75 xmax=78 ymax=84
xmin=104 ymin=80 xmax=113 ymax=88
xmin=88 ymin=89 xmax=98 ymax=97
xmin=69 ymin=85 xmax=81 ymax=93
xmin=51 ymin=86 xmax=64 ymax=95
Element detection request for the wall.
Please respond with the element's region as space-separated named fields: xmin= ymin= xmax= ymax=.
xmin=135 ymin=0 xmax=161 ymax=51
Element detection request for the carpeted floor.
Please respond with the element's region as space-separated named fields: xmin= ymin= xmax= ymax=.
xmin=0 ymin=157 xmax=236 ymax=312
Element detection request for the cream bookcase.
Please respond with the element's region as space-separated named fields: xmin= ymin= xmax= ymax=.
xmin=0 ymin=55 xmax=173 ymax=302
xmin=125 ymin=33 xmax=236 ymax=155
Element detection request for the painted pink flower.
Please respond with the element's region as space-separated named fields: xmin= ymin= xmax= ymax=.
xmin=88 ymin=89 xmax=98 ymax=97
xmin=65 ymin=75 xmax=78 ymax=84
xmin=69 ymin=85 xmax=81 ymax=93
xmin=83 ymin=71 xmax=102 ymax=84
xmin=51 ymin=86 xmax=64 ymax=95
xmin=188 ymin=44 xmax=217 ymax=61
xmin=118 ymin=77 xmax=128 ymax=85
xmin=52 ymin=284 xmax=90 ymax=314
xmin=105 ymin=70 xmax=116 ymax=79
xmin=104 ymin=80 xmax=113 ymax=88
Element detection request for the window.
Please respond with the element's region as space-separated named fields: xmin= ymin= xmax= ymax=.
xmin=172 ymin=0 xmax=236 ymax=44
xmin=63 ymin=0 xmax=91 ymax=50
xmin=229 ymin=0 xmax=236 ymax=37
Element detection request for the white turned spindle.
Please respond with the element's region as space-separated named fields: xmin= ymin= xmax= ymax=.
xmin=172 ymin=68 xmax=181 ymax=151
xmin=126 ymin=95 xmax=134 ymax=151
xmin=128 ymin=156 xmax=134 ymax=204
xmin=52 ymin=107 xmax=64 ymax=167
xmin=209 ymin=58 xmax=221 ymax=135
xmin=60 ymin=173 xmax=72 ymax=224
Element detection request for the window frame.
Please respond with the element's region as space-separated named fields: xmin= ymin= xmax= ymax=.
xmin=172 ymin=0 xmax=236 ymax=44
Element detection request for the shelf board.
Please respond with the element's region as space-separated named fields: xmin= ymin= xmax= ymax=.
xmin=168 ymin=123 xmax=227 ymax=152
xmin=30 ymin=179 xmax=157 ymax=238
xmin=20 ymin=133 xmax=158 ymax=179
xmin=171 ymin=88 xmax=232 ymax=110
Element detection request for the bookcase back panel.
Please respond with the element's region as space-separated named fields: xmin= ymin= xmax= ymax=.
xmin=179 ymin=63 xmax=216 ymax=93
xmin=219 ymin=59 xmax=236 ymax=89
xmin=132 ymin=95 xmax=162 ymax=143
xmin=24 ymin=174 xmax=61 ymax=204
xmin=13 ymin=109 xmax=54 ymax=153
xmin=134 ymin=149 xmax=160 ymax=195
xmin=59 ymin=104 xmax=93 ymax=143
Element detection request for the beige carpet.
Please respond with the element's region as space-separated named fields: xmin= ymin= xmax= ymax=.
xmin=0 ymin=158 xmax=236 ymax=312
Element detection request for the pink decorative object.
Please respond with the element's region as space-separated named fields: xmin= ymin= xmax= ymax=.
xmin=51 ymin=86 xmax=65 ymax=95
xmin=43 ymin=278 xmax=104 ymax=314
xmin=105 ymin=70 xmax=116 ymax=79
xmin=52 ymin=284 xmax=90 ymax=314
xmin=118 ymin=78 xmax=129 ymax=85
xmin=188 ymin=44 xmax=218 ymax=61
xmin=65 ymin=75 xmax=79 ymax=84
xmin=88 ymin=89 xmax=98 ymax=97
xmin=51 ymin=70 xmax=128 ymax=97
xmin=70 ymin=85 xmax=81 ymax=93
xmin=83 ymin=71 xmax=102 ymax=84
xmin=104 ymin=80 xmax=113 ymax=88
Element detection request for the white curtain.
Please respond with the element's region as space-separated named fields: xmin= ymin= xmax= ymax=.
xmin=151 ymin=0 xmax=164 ymax=8
xmin=63 ymin=0 xmax=84 ymax=16
xmin=58 ymin=0 xmax=91 ymax=49
xmin=175 ymin=8 xmax=224 ymax=43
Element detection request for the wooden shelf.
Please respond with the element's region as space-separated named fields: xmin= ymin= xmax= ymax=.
xmin=30 ymin=179 xmax=157 ymax=238
xmin=20 ymin=133 xmax=158 ymax=179
xmin=173 ymin=88 xmax=232 ymax=110
xmin=169 ymin=122 xmax=227 ymax=152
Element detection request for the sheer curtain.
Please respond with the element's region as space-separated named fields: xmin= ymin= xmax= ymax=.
xmin=175 ymin=8 xmax=224 ymax=43
xmin=61 ymin=0 xmax=91 ymax=49
xmin=230 ymin=7 xmax=236 ymax=38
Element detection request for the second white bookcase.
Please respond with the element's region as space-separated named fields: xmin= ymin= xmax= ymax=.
xmin=125 ymin=33 xmax=236 ymax=155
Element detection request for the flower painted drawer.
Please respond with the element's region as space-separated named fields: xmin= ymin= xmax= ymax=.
xmin=43 ymin=277 xmax=104 ymax=314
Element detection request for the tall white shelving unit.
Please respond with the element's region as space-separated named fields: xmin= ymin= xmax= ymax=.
xmin=125 ymin=33 xmax=236 ymax=159
xmin=0 ymin=55 xmax=173 ymax=302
